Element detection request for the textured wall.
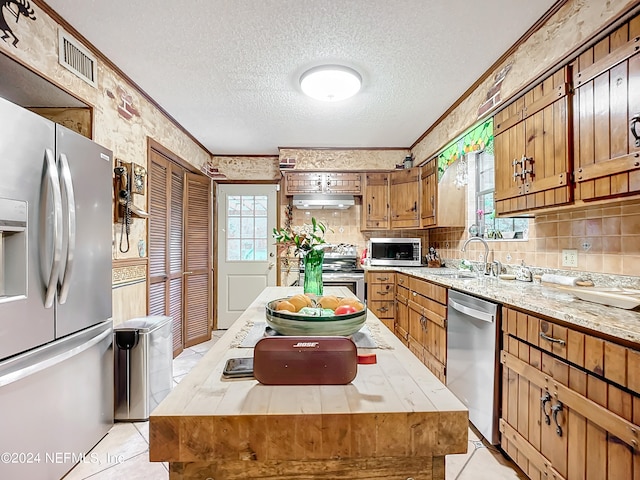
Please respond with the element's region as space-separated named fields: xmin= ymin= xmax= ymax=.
xmin=279 ymin=148 xmax=408 ymax=170
xmin=207 ymin=156 xmax=281 ymax=180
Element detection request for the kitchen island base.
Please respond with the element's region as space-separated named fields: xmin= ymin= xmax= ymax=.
xmin=165 ymin=456 xmax=445 ymax=480
xmin=150 ymin=287 xmax=468 ymax=480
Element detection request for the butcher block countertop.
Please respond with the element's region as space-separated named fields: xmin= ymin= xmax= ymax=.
xmin=149 ymin=286 xmax=468 ymax=480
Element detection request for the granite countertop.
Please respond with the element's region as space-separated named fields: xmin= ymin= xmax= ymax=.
xmin=365 ymin=265 xmax=640 ymax=346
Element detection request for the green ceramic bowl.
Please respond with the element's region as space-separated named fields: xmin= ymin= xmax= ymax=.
xmin=265 ymin=298 xmax=366 ymax=336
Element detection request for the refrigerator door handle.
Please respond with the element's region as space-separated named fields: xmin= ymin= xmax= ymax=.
xmin=41 ymin=148 xmax=63 ymax=309
xmin=58 ymin=153 xmax=76 ymax=304
xmin=0 ymin=326 xmax=111 ymax=388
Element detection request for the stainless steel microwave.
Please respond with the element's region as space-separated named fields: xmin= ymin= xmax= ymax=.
xmin=368 ymin=238 xmax=422 ymax=266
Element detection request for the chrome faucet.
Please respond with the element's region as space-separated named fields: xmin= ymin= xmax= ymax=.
xmin=461 ymin=236 xmax=491 ymax=276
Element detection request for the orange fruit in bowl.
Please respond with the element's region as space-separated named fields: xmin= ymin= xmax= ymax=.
xmin=337 ymin=297 xmax=364 ymax=311
xmin=289 ymin=294 xmax=312 ymax=310
xmin=286 ymin=295 xmax=307 ymax=312
xmin=275 ymin=300 xmax=296 ymax=312
xmin=317 ymin=295 xmax=340 ymax=310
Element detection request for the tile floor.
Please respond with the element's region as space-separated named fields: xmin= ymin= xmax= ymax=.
xmin=64 ymin=330 xmax=527 ymax=480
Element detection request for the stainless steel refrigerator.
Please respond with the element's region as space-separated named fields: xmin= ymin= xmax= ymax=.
xmin=0 ymin=96 xmax=114 ymax=479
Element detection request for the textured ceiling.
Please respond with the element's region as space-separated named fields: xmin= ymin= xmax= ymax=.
xmin=44 ymin=0 xmax=557 ymax=155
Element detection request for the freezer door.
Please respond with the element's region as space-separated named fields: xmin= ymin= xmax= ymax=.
xmin=55 ymin=125 xmax=113 ymax=337
xmin=0 ymin=97 xmax=56 ymax=359
xmin=0 ymin=320 xmax=113 ymax=480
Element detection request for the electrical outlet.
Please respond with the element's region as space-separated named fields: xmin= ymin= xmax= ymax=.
xmin=562 ymin=249 xmax=578 ymax=267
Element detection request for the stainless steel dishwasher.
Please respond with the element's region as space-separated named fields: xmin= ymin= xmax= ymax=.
xmin=446 ymin=289 xmax=500 ymax=444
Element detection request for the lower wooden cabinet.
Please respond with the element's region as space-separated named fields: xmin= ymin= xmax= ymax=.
xmin=501 ymin=306 xmax=640 ymax=480
xmin=365 ymin=271 xmax=395 ymax=331
xmin=395 ymin=273 xmax=410 ymax=345
xmin=406 ymin=276 xmax=447 ymax=383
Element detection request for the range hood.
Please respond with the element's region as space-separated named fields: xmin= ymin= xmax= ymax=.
xmin=292 ymin=194 xmax=355 ymax=210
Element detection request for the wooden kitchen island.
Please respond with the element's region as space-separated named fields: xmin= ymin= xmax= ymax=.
xmin=149 ymin=287 xmax=468 ymax=480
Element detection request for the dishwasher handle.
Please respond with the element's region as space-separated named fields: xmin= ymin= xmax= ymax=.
xmin=448 ymin=298 xmax=495 ymax=323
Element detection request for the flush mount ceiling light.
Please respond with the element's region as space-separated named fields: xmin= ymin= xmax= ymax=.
xmin=300 ymin=65 xmax=362 ymax=102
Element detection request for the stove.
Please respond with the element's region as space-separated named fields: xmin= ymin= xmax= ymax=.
xmin=299 ymin=244 xmax=365 ymax=301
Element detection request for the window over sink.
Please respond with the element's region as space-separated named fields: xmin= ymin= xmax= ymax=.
xmin=437 ymin=118 xmax=530 ymax=240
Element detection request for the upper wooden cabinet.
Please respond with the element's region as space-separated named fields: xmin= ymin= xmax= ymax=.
xmin=420 ymin=158 xmax=466 ymax=229
xmin=494 ymin=66 xmax=573 ymax=215
xmin=390 ymin=168 xmax=420 ymax=229
xmin=283 ymin=172 xmax=362 ymax=195
xmin=361 ymin=172 xmax=389 ymax=230
xmin=420 ymin=161 xmax=437 ymax=228
xmin=571 ymin=15 xmax=640 ymax=202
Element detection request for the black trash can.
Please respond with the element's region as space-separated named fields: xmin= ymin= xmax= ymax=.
xmin=114 ymin=316 xmax=173 ymax=421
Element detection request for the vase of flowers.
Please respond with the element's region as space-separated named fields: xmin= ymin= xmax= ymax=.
xmin=273 ymin=217 xmax=328 ymax=296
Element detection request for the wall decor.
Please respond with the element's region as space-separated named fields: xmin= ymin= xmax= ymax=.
xmin=1 ymin=0 xmax=36 ymax=47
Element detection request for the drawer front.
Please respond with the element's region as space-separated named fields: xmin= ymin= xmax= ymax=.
xmin=409 ymin=277 xmax=447 ymax=305
xmin=369 ymin=300 xmax=393 ymax=319
xmin=396 ymin=284 xmax=409 ymax=302
xmin=502 ymin=306 xmax=640 ymax=397
xmin=369 ymin=282 xmax=394 ymax=301
xmin=396 ymin=273 xmax=409 ymax=288
xmin=366 ymin=271 xmax=395 ymax=283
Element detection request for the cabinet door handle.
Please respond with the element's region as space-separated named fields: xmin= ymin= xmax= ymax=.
xmin=539 ymin=332 xmax=565 ymax=346
xmin=398 ymin=278 xmax=404 ymax=284
xmin=631 ymin=113 xmax=640 ymax=147
xmin=551 ymin=401 xmax=563 ymax=437
xmin=368 ymin=204 xmax=371 ymax=215
xmin=541 ymin=391 xmax=552 ymax=425
xmin=377 ymin=306 xmax=389 ymax=313
xmin=377 ymin=290 xmax=390 ymax=295
xmin=376 ymin=276 xmax=389 ymax=281
xmin=522 ymin=155 xmax=534 ymax=179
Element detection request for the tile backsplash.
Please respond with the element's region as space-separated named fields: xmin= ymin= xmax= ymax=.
xmin=280 ymin=197 xmax=639 ymax=278
xmin=287 ymin=202 xmax=429 ymax=255
xmin=429 ymin=199 xmax=640 ymax=276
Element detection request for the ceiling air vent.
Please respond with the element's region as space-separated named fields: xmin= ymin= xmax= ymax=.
xmin=58 ymin=29 xmax=97 ymax=88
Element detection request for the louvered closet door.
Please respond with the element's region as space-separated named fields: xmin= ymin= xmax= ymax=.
xmin=183 ymin=172 xmax=211 ymax=346
xmin=168 ymin=169 xmax=185 ymax=353
xmin=148 ymin=149 xmax=185 ymax=356
xmin=149 ymin=153 xmax=170 ymax=318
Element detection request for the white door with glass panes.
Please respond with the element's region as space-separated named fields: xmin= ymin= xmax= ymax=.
xmin=216 ymin=184 xmax=277 ymax=329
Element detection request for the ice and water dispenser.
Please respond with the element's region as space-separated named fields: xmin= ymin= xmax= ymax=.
xmin=0 ymin=198 xmax=27 ymax=302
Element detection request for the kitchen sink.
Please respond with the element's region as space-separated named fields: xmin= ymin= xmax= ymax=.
xmin=425 ymin=270 xmax=477 ymax=280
